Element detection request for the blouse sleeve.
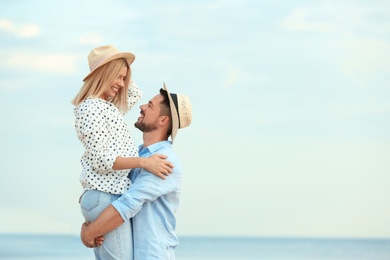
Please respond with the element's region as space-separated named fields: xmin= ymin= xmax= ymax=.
xmin=126 ymin=81 xmax=142 ymax=113
xmin=78 ymin=101 xmax=117 ymax=174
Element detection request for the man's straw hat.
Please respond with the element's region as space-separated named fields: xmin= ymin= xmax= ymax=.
xmin=83 ymin=45 xmax=135 ymax=81
xmin=161 ymin=83 xmax=192 ymax=142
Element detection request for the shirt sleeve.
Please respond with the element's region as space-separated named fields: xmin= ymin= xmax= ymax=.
xmin=126 ymin=81 xmax=142 ymax=112
xmin=79 ymin=102 xmax=117 ymax=173
xmin=111 ymin=169 xmax=176 ymax=221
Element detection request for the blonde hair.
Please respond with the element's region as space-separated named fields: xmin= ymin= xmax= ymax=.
xmin=72 ymin=58 xmax=131 ymax=112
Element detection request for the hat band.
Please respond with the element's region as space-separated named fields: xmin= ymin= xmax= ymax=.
xmin=170 ymin=93 xmax=181 ymax=128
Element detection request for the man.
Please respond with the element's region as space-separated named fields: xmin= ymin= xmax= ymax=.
xmin=81 ymin=83 xmax=192 ymax=259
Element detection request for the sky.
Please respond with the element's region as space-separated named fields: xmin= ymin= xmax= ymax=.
xmin=0 ymin=0 xmax=389 ymax=238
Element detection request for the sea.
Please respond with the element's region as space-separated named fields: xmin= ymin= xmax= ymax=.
xmin=0 ymin=234 xmax=389 ymax=260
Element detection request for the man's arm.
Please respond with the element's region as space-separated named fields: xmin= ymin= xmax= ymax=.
xmin=81 ymin=205 xmax=123 ymax=247
xmin=112 ymin=168 xmax=176 ymax=220
xmin=81 ymin=168 xmax=176 ymax=247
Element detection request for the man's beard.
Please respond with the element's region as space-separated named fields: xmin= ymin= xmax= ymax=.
xmin=134 ymin=120 xmax=158 ymax=132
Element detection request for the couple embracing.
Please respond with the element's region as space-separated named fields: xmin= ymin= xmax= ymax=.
xmin=72 ymin=45 xmax=192 ymax=259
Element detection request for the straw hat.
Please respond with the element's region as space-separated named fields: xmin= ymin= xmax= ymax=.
xmin=83 ymin=45 xmax=135 ymax=81
xmin=162 ymin=83 xmax=192 ymax=142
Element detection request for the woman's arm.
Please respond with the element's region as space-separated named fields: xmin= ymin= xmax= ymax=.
xmin=78 ymin=99 xmax=173 ymax=179
xmin=113 ymin=154 xmax=174 ymax=179
xmin=126 ymin=81 xmax=142 ymax=112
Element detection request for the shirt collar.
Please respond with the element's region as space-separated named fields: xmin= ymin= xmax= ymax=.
xmin=139 ymin=140 xmax=172 ymax=155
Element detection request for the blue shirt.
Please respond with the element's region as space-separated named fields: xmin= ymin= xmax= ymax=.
xmin=111 ymin=141 xmax=182 ymax=259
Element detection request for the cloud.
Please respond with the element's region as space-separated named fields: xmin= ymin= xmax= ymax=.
xmin=222 ymin=65 xmax=267 ymax=89
xmin=0 ymin=51 xmax=81 ymax=74
xmin=282 ymin=7 xmax=335 ymax=33
xmin=79 ymin=32 xmax=103 ymax=45
xmin=341 ymin=36 xmax=390 ymax=84
xmin=282 ymin=2 xmax=390 ymax=36
xmin=281 ymin=3 xmax=390 ymax=83
xmin=145 ymin=1 xmax=252 ymax=40
xmin=0 ymin=19 xmax=40 ymax=38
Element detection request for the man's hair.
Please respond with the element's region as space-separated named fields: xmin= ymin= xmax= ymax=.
xmin=71 ymin=58 xmax=130 ymax=112
xmin=159 ymin=89 xmax=172 ymax=137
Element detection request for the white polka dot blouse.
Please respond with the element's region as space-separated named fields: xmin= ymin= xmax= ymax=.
xmin=74 ymin=82 xmax=142 ymax=194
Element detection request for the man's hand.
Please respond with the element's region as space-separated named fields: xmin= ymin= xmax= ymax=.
xmin=79 ymin=205 xmax=124 ymax=248
xmin=95 ymin=235 xmax=104 ymax=247
xmin=80 ymin=222 xmax=104 ymax=248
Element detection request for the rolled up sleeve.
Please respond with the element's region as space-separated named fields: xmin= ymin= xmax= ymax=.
xmin=112 ymin=170 xmax=175 ymax=221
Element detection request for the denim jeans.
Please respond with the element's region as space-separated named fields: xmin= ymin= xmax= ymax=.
xmin=80 ymin=189 xmax=132 ymax=260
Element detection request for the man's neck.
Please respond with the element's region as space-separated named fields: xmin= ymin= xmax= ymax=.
xmin=142 ymin=132 xmax=168 ymax=148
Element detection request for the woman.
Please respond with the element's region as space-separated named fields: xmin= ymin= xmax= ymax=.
xmin=72 ymin=45 xmax=173 ymax=259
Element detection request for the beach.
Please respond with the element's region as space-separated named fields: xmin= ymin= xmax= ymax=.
xmin=1 ymin=234 xmax=390 ymax=259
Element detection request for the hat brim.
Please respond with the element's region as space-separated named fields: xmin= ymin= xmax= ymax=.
xmin=163 ymin=83 xmax=179 ymax=142
xmin=83 ymin=52 xmax=135 ymax=81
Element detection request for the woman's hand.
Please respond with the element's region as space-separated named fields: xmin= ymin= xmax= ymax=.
xmin=143 ymin=154 xmax=174 ymax=179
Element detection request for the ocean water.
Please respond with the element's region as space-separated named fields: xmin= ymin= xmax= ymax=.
xmin=0 ymin=234 xmax=389 ymax=260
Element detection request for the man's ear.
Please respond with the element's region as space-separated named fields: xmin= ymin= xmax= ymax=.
xmin=159 ymin=116 xmax=170 ymax=126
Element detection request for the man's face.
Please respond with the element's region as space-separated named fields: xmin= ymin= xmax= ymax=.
xmin=134 ymin=94 xmax=164 ymax=132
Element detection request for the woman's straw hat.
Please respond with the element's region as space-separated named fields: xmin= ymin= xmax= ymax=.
xmin=83 ymin=45 xmax=135 ymax=81
xmin=162 ymin=83 xmax=192 ymax=142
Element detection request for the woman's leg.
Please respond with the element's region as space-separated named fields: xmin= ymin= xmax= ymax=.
xmin=80 ymin=190 xmax=133 ymax=260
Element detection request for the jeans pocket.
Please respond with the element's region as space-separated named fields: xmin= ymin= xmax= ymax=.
xmin=79 ymin=190 xmax=100 ymax=212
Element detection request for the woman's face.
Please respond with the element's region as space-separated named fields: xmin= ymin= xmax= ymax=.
xmin=100 ymin=66 xmax=128 ymax=101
